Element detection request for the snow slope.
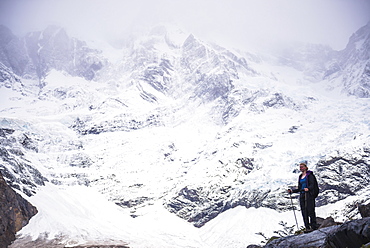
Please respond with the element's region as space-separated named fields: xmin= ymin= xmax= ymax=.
xmin=4 ymin=64 xmax=368 ymax=248
xmin=16 ymin=182 xmax=367 ymax=248
xmin=1 ymin=25 xmax=370 ymax=248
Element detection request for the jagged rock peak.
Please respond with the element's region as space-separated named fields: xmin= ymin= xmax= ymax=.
xmin=0 ymin=24 xmax=106 ymax=81
xmin=338 ymin=21 xmax=370 ymax=97
xmin=183 ymin=33 xmax=201 ymax=48
xmin=344 ymin=21 xmax=370 ymax=56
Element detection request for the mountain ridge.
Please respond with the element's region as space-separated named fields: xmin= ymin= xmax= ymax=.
xmin=0 ymin=22 xmax=370 ymax=247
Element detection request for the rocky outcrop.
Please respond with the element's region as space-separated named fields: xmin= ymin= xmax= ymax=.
xmin=331 ymin=22 xmax=370 ymax=97
xmin=261 ymin=217 xmax=370 ymax=248
xmin=164 ymin=157 xmax=264 ymax=228
xmin=0 ymin=25 xmax=105 ymax=81
xmin=359 ymin=202 xmax=370 ymax=218
xmin=0 ymin=172 xmax=38 ymax=248
xmin=325 ymin=217 xmax=370 ymax=248
xmin=165 ymin=148 xmax=370 ymax=227
xmin=0 ymin=127 xmax=47 ymax=197
xmin=314 ymin=148 xmax=370 ymax=207
xmin=0 ymin=62 xmax=23 ymax=90
xmin=166 ymin=185 xmax=269 ymax=228
xmin=181 ymin=34 xmax=240 ymax=102
xmin=317 ymin=216 xmax=342 ymax=229
xmin=263 ymin=225 xmax=338 ymax=248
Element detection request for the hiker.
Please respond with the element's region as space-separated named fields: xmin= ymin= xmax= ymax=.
xmin=288 ymin=160 xmax=318 ymax=232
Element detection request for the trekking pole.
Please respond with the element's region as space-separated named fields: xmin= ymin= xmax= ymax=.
xmin=305 ymin=191 xmax=309 ymax=230
xmin=289 ymin=192 xmax=299 ymax=231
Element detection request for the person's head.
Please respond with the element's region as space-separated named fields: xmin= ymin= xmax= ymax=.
xmin=299 ymin=160 xmax=308 ymax=172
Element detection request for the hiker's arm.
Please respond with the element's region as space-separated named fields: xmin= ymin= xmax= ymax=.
xmin=288 ymin=188 xmax=299 ymax=194
xmin=292 ymin=188 xmax=300 ymax=193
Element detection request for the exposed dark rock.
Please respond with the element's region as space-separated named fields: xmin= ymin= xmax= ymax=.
xmin=19 ymin=134 xmax=38 ymax=152
xmin=166 ymin=185 xmax=269 ymax=227
xmin=253 ymin=143 xmax=273 ymax=149
xmin=0 ymin=172 xmax=38 ymax=248
xmin=359 ymin=202 xmax=370 ymax=218
xmin=164 ymin=146 xmax=370 ymax=228
xmin=315 ymin=149 xmax=370 ymax=207
xmin=0 ymin=129 xmax=47 ymax=196
xmin=325 ymin=217 xmax=370 ymax=248
xmin=264 ymin=225 xmax=337 ymax=248
xmin=317 ymin=216 xmax=342 ymax=229
xmin=263 ymin=217 xmax=370 ymax=248
xmin=0 ymin=128 xmax=15 ymax=138
xmin=115 ymin=196 xmax=152 ymax=208
xmin=71 ymin=113 xmax=163 ymax=135
xmin=236 ymin=157 xmax=254 ymax=171
xmin=288 ymin=125 xmax=299 ymax=133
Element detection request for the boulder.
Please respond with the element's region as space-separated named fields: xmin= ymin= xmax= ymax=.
xmin=317 ymin=216 xmax=342 ymax=228
xmin=325 ymin=217 xmax=370 ymax=248
xmin=359 ymin=203 xmax=370 ymax=218
xmin=264 ymin=225 xmax=338 ymax=248
xmin=0 ymin=172 xmax=38 ymax=248
xmin=264 ymin=218 xmax=370 ymax=248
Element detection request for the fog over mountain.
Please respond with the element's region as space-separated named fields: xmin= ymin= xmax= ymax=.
xmin=1 ymin=0 xmax=370 ymax=51
xmin=1 ymin=1 xmax=370 ymax=247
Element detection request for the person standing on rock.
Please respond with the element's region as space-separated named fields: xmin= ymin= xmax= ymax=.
xmin=288 ymin=160 xmax=319 ymax=232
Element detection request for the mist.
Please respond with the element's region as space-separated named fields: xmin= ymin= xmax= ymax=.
xmin=1 ymin=0 xmax=369 ymax=51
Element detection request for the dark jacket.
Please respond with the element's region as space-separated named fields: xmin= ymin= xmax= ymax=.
xmin=292 ymin=171 xmax=316 ymax=197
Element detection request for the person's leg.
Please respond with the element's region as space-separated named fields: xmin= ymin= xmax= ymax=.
xmin=300 ymin=196 xmax=309 ymax=229
xmin=306 ymin=197 xmax=317 ymax=229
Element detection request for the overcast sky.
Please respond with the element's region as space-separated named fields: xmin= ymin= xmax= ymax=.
xmin=1 ymin=0 xmax=369 ymax=51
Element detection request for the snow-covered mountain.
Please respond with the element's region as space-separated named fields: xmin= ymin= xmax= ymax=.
xmin=1 ymin=22 xmax=370 ymax=247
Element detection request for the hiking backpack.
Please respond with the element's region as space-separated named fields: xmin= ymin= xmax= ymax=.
xmin=312 ymin=173 xmax=319 ymax=198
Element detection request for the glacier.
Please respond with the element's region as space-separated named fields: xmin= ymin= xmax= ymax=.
xmin=0 ymin=23 xmax=370 ymax=247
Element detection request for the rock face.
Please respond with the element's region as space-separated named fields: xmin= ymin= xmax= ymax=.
xmin=165 ymin=148 xmax=370 ymax=227
xmin=317 ymin=216 xmax=341 ymax=229
xmin=314 ymin=149 xmax=370 ymax=207
xmin=0 ymin=128 xmax=47 ymax=197
xmin=339 ymin=22 xmax=370 ymax=98
xmin=0 ymin=172 xmax=38 ymax=248
xmin=263 ymin=217 xmax=370 ymax=248
xmin=359 ymin=203 xmax=370 ymax=218
xmin=0 ymin=62 xmax=23 ymax=90
xmin=0 ymin=25 xmax=105 ymax=81
xmin=263 ymin=225 xmax=338 ymax=248
xmin=325 ymin=217 xmax=370 ymax=248
xmin=325 ymin=22 xmax=370 ymax=98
